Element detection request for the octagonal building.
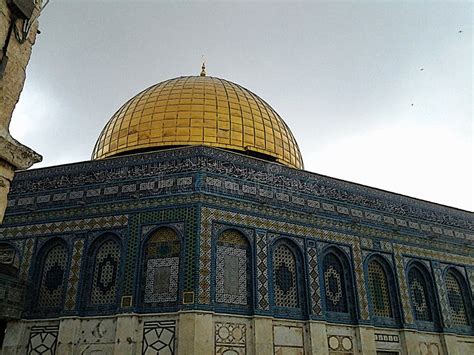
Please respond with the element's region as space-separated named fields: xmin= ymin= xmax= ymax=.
xmin=0 ymin=73 xmax=473 ymax=355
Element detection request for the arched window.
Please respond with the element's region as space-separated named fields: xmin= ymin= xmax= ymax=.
xmin=321 ymin=247 xmax=356 ymax=322
xmin=272 ymin=241 xmax=305 ymax=313
xmin=216 ymin=229 xmax=251 ymax=307
xmin=141 ymin=227 xmax=180 ymax=307
xmin=0 ymin=243 xmax=20 ymax=277
xmin=323 ymin=252 xmax=348 ymax=313
xmin=445 ymin=269 xmax=471 ymax=327
xmin=35 ymin=241 xmax=68 ymax=312
xmin=84 ymin=237 xmax=121 ymax=308
xmin=408 ymin=266 xmax=433 ymax=322
xmin=367 ymin=259 xmax=392 ymax=318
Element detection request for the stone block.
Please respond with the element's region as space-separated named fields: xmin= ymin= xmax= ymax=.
xmin=273 ymin=325 xmax=303 ymax=347
xmin=253 ymin=317 xmax=273 ymax=354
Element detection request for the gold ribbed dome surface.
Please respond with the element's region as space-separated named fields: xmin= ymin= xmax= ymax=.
xmin=92 ymin=76 xmax=303 ymax=169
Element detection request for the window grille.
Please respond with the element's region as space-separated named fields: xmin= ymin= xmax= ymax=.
xmin=38 ymin=244 xmax=68 ymax=309
xmin=368 ymin=260 xmax=392 ymax=317
xmin=273 ymin=244 xmax=298 ymax=308
xmin=408 ymin=267 xmax=432 ymax=322
xmin=89 ymin=240 xmax=121 ymax=305
xmin=216 ymin=229 xmax=250 ymax=306
xmin=143 ymin=228 xmax=180 ymax=305
xmin=323 ymin=253 xmax=348 ymax=313
xmin=445 ymin=271 xmax=469 ymax=326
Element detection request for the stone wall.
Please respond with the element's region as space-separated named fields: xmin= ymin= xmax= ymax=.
xmin=2 ymin=313 xmax=474 ymax=354
xmin=0 ymin=0 xmax=42 ymax=222
xmin=1 ymin=0 xmax=39 ymax=128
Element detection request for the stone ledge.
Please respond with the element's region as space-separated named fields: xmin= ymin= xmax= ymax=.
xmin=0 ymin=128 xmax=41 ymax=170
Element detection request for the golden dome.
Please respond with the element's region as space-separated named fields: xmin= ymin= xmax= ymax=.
xmin=92 ymin=76 xmax=304 ymax=169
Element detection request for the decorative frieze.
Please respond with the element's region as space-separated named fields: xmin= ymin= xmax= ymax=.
xmin=374 ymin=333 xmax=399 ymax=343
xmin=215 ymin=322 xmax=246 ymax=355
xmin=27 ymin=324 xmax=59 ymax=355
xmin=327 ymin=335 xmax=353 ymax=354
xmin=0 ymin=215 xmax=128 ymax=239
xmin=7 ymin=147 xmax=470 ymax=233
xmin=142 ymin=320 xmax=176 ymax=354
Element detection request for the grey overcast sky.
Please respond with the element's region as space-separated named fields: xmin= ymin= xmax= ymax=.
xmin=10 ymin=1 xmax=473 ymax=211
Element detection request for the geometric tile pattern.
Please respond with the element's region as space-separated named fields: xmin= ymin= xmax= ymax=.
xmin=202 ymin=207 xmax=369 ymax=308
xmin=9 ymin=176 xmax=469 ymax=267
xmin=398 ymin=243 xmax=471 ymax=267
xmin=216 ymin=246 xmax=247 ymax=305
xmin=256 ymin=230 xmax=270 ymax=310
xmin=216 ymin=229 xmax=250 ymax=306
xmin=90 ymin=239 xmax=121 ymax=305
xmin=199 ymin=197 xmax=473 ymax=265
xmin=323 ymin=253 xmax=347 ymax=313
xmin=445 ymin=270 xmax=469 ymax=326
xmin=125 ymin=208 xmax=195 ymax=299
xmin=360 ymin=238 xmax=373 ymax=249
xmin=213 ymin=224 xmax=253 ymax=244
xmin=273 ymin=244 xmax=298 ymax=308
xmin=408 ymin=267 xmax=433 ymax=322
xmin=19 ymin=238 xmax=34 ymax=281
xmin=27 ymin=325 xmax=59 ymax=355
xmin=8 ymin=146 xmax=471 ymax=236
xmin=0 ymin=143 xmax=471 ymax=339
xmin=353 ymin=242 xmax=369 ymax=320
xmin=198 ymin=210 xmax=213 ymax=304
xmin=215 ymin=322 xmax=246 ymax=355
xmin=144 ymin=257 xmax=179 ymax=303
xmin=367 ymin=260 xmax=392 ymax=318
xmin=141 ymin=223 xmax=184 ymax=238
xmin=409 ymin=258 xmax=430 ymax=271
xmin=0 ymin=149 xmax=472 ymax=330
xmin=175 ymin=152 xmax=472 ymax=235
xmin=143 ymin=227 xmax=180 ymax=258
xmin=38 ymin=243 xmax=68 ymax=309
xmin=1 ymin=193 xmax=468 ymax=332
xmin=307 ymin=245 xmax=322 ymax=315
xmin=380 ymin=240 xmax=393 ymax=252
xmin=3 ymin=188 xmax=472 ymax=296
xmin=1 ymin=136 xmax=472 ymax=332
xmin=393 ymin=246 xmax=414 ymax=324
xmin=142 ymin=320 xmax=175 ymax=355
xmin=198 ymin=206 xmax=470 ymax=321
xmin=142 ymin=227 xmax=181 ymax=306
xmin=11 ymin=239 xmax=25 ymax=258
xmin=433 ymin=264 xmax=451 ymax=327
xmin=64 ymin=239 xmax=85 ymax=310
xmin=0 ymin=215 xmax=128 ymax=238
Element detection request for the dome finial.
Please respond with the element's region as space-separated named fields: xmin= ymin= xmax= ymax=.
xmin=200 ymin=55 xmax=206 ymax=76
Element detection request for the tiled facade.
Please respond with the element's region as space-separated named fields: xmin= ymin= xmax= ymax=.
xmin=0 ymin=146 xmax=472 ymax=354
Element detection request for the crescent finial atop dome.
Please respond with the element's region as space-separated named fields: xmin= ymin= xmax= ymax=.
xmin=200 ymin=57 xmax=206 ymax=76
